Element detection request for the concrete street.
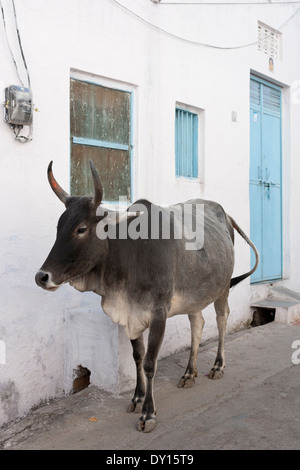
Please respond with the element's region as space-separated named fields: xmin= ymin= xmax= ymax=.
xmin=0 ymin=322 xmax=299 ymax=451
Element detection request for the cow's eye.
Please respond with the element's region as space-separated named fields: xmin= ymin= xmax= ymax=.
xmin=77 ymin=226 xmax=88 ymax=235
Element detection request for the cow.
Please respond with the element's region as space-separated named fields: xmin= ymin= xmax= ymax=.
xmin=35 ymin=160 xmax=259 ymax=433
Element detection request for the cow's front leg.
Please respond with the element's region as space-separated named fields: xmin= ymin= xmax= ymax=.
xmin=127 ymin=335 xmax=146 ymax=413
xmin=137 ymin=309 xmax=166 ymax=433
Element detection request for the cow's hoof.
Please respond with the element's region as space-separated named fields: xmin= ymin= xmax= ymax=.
xmin=208 ymin=368 xmax=224 ymax=380
xmin=137 ymin=416 xmax=156 ymax=433
xmin=127 ymin=399 xmax=143 ymax=413
xmin=177 ymin=375 xmax=195 ymax=388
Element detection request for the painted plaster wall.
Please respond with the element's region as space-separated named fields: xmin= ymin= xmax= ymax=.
xmin=1 ymin=0 xmax=300 ymax=427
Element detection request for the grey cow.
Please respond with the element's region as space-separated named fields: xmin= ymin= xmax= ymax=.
xmin=35 ymin=161 xmax=259 ymax=433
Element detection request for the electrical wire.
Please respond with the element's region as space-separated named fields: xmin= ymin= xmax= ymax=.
xmin=0 ymin=0 xmax=24 ymax=86
xmin=0 ymin=0 xmax=31 ymax=88
xmin=111 ymin=0 xmax=300 ymax=50
xmin=12 ymin=123 xmax=33 ymax=142
xmin=12 ymin=0 xmax=31 ymax=89
xmin=159 ymin=1 xmax=300 ymax=4
xmin=0 ymin=0 xmax=33 ymax=142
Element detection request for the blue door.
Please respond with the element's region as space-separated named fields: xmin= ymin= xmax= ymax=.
xmin=250 ymin=76 xmax=282 ymax=283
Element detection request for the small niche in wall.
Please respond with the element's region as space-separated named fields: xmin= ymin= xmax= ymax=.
xmin=251 ymin=308 xmax=275 ymax=327
xmin=72 ymin=365 xmax=91 ymax=393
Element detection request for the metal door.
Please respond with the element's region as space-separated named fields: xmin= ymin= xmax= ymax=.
xmin=250 ymin=76 xmax=282 ymax=283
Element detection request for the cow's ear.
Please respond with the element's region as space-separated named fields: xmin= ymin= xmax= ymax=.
xmin=115 ymin=211 xmax=144 ymax=224
xmin=96 ymin=210 xmax=144 ymax=225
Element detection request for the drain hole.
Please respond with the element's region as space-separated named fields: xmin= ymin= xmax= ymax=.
xmin=72 ymin=365 xmax=91 ymax=393
xmin=251 ymin=308 xmax=275 ymax=327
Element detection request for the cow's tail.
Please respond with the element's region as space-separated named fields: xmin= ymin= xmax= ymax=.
xmin=227 ymin=214 xmax=259 ymax=288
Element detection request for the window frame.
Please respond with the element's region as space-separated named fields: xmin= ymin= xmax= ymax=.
xmin=70 ymin=70 xmax=135 ymax=204
xmin=175 ymin=104 xmax=203 ymax=181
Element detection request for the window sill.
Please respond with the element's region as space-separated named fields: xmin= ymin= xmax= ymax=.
xmin=176 ymin=176 xmax=203 ymax=184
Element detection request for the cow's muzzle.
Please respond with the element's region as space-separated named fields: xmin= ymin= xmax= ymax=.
xmin=35 ymin=270 xmax=60 ymax=291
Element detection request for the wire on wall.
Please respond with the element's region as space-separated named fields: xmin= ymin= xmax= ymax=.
xmin=0 ymin=0 xmax=24 ymax=85
xmin=159 ymin=1 xmax=300 ymax=5
xmin=0 ymin=0 xmax=33 ymax=142
xmin=112 ymin=0 xmax=300 ymax=50
xmin=11 ymin=0 xmax=31 ymax=89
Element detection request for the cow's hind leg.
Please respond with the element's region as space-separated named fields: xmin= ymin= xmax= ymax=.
xmin=137 ymin=308 xmax=166 ymax=433
xmin=208 ymin=288 xmax=230 ymax=380
xmin=127 ymin=335 xmax=146 ymax=414
xmin=178 ymin=311 xmax=204 ymax=388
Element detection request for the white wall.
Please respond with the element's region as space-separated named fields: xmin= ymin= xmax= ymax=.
xmin=1 ymin=0 xmax=300 ymax=427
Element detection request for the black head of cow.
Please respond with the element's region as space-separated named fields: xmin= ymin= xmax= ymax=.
xmin=35 ymin=160 xmax=108 ymax=291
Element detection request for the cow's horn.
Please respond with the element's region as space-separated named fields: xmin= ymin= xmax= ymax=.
xmin=89 ymin=160 xmax=103 ymax=207
xmin=47 ymin=161 xmax=69 ymax=205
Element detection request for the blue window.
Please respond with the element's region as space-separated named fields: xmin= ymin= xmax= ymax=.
xmin=175 ymin=108 xmax=198 ymax=178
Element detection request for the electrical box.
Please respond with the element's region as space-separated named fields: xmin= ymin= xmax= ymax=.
xmin=4 ymin=85 xmax=33 ymax=126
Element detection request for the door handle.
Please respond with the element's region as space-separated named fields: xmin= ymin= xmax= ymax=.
xmin=263 ymin=181 xmax=271 ymax=199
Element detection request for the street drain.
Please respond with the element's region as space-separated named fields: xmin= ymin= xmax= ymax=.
xmin=73 ymin=365 xmax=91 ymax=393
xmin=251 ymin=307 xmax=275 ymax=327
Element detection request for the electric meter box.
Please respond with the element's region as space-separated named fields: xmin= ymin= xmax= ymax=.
xmin=4 ymin=85 xmax=33 ymax=126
